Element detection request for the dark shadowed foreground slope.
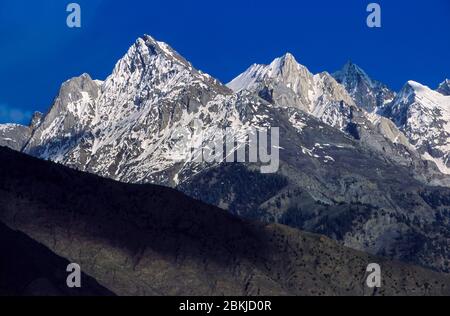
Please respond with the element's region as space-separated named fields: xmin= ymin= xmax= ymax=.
xmin=0 ymin=146 xmax=449 ymax=296
xmin=0 ymin=221 xmax=114 ymax=296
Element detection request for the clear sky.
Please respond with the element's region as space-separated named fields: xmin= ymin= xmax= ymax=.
xmin=0 ymin=0 xmax=449 ymax=124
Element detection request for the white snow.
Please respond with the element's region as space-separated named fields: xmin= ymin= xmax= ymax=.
xmin=423 ymin=152 xmax=450 ymax=175
xmin=386 ymin=80 xmax=450 ymax=175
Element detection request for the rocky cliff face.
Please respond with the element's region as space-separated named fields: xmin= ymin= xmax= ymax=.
xmin=381 ymin=81 xmax=450 ymax=174
xmin=22 ymin=36 xmax=245 ymax=185
xmin=0 ymin=111 xmax=43 ymax=151
xmin=0 ymin=124 xmax=31 ymax=151
xmin=227 ymin=54 xmax=358 ymax=131
xmin=437 ymin=79 xmax=450 ymax=96
xmin=24 ymin=74 xmax=102 ymax=162
xmin=333 ymin=61 xmax=396 ymax=113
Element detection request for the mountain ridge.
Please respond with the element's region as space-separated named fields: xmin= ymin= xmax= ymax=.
xmin=437 ymin=79 xmax=450 ymax=96
xmin=1 ymin=34 xmax=450 ymax=274
xmin=1 ymin=145 xmax=450 ymax=296
xmin=333 ymin=61 xmax=396 ymax=113
xmin=380 ymin=80 xmax=450 ymax=174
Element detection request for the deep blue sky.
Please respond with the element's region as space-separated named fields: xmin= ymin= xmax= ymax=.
xmin=0 ymin=0 xmax=449 ymax=124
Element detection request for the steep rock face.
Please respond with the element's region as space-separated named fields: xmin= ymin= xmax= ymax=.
xmin=333 ymin=61 xmax=396 ymax=112
xmin=226 ymin=53 xmax=444 ymax=185
xmin=333 ymin=63 xmax=450 ymax=176
xmin=22 ymin=36 xmax=237 ymax=185
xmin=8 ymin=36 xmax=275 ymax=187
xmin=23 ymin=73 xmax=101 ymax=162
xmin=0 ymin=124 xmax=31 ymax=151
xmin=75 ymin=35 xmax=232 ymax=184
xmin=227 ymin=54 xmax=358 ymax=131
xmin=437 ymin=79 xmax=450 ymax=96
xmin=180 ymin=105 xmax=450 ymax=273
xmin=0 ymin=111 xmax=43 ymax=151
xmin=1 ymin=147 xmax=450 ymax=296
xmin=29 ymin=111 xmax=44 ymax=130
xmin=3 ymin=37 xmax=442 ymax=187
xmin=228 ymin=53 xmax=315 ymax=112
xmin=227 ymin=55 xmax=415 ymax=153
xmin=381 ymin=81 xmax=450 ymax=174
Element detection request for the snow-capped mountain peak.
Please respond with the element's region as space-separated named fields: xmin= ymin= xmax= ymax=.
xmin=227 ymin=57 xmax=427 ymax=169
xmin=400 ymin=80 xmax=449 ymax=109
xmin=103 ymin=35 xmax=224 ymax=98
xmin=18 ymin=35 xmax=240 ymax=184
xmin=385 ymin=80 xmax=450 ymax=126
xmin=406 ymin=80 xmax=428 ymax=92
xmin=226 ymin=63 xmax=267 ymax=93
xmin=336 ymin=61 xmax=375 ymax=88
xmin=227 ymin=53 xmax=313 ymax=94
xmin=267 ymin=52 xmax=303 ymax=75
xmin=23 ymin=73 xmax=101 ymax=160
xmin=137 ymin=35 xmax=191 ymax=69
xmin=333 ymin=61 xmax=395 ymax=112
xmin=3 ymin=34 xmax=450 ymax=277
xmin=1 ymin=34 xmax=448 ymax=186
xmin=227 ymin=54 xmax=361 ymax=130
xmin=29 ymin=111 xmax=44 ymax=130
xmin=437 ymin=79 xmax=450 ymax=96
xmin=382 ymin=80 xmax=450 ymax=174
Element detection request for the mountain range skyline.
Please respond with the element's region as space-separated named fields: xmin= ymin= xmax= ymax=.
xmin=1 ymin=33 xmax=449 ymax=179
xmin=1 ymin=0 xmax=450 ymax=125
xmin=3 ymin=0 xmax=450 ymax=298
xmin=1 ymin=38 xmax=448 ymax=127
xmin=1 ymin=31 xmax=450 ymax=296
